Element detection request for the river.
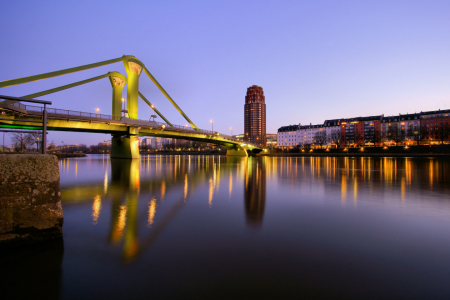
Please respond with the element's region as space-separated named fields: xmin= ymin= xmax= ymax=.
xmin=3 ymin=155 xmax=450 ymax=299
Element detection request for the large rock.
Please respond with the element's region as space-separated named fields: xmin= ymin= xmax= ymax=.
xmin=0 ymin=154 xmax=63 ymax=244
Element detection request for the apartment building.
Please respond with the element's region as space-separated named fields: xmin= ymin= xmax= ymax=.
xmin=420 ymin=109 xmax=450 ymax=143
xmin=341 ymin=116 xmax=382 ymax=146
xmin=277 ymin=109 xmax=449 ymax=148
xmin=297 ymin=124 xmax=325 ymax=147
xmin=277 ymin=125 xmax=299 ymax=147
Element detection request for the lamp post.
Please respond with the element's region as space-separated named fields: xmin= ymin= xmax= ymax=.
xmin=210 ymin=120 xmax=213 ymax=133
xmin=95 ymin=108 xmax=99 ymax=118
xmin=36 ymin=136 xmax=40 ymax=152
xmin=230 ymin=127 xmax=232 ymax=136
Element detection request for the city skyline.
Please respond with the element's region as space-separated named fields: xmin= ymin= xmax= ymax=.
xmin=1 ymin=1 xmax=449 ymax=146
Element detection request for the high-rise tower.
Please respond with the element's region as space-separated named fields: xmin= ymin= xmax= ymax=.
xmin=244 ymin=85 xmax=266 ymax=146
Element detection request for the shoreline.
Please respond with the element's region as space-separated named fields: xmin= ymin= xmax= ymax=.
xmin=258 ymin=152 xmax=450 ymax=158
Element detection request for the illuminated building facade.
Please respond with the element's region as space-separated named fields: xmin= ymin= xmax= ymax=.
xmin=244 ymin=85 xmax=266 ymax=146
xmin=277 ymin=109 xmax=450 ymax=148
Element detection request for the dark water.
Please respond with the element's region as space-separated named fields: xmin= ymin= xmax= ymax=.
xmin=3 ymin=155 xmax=450 ymax=299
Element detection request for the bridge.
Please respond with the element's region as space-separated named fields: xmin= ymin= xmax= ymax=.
xmin=0 ymin=55 xmax=264 ymax=158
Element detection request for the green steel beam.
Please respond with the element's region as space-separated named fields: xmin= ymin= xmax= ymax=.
xmin=23 ymin=73 xmax=110 ymax=98
xmin=142 ymin=67 xmax=199 ymax=131
xmin=0 ymin=57 xmax=125 ymax=88
xmin=138 ymin=92 xmax=173 ymax=127
xmin=0 ymin=124 xmax=42 ymax=130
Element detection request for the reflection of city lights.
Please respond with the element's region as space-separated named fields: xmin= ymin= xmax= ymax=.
xmin=229 ymin=171 xmax=233 ymax=199
xmin=209 ymin=178 xmax=214 ymax=207
xmin=341 ymin=175 xmax=347 ymax=204
xmin=104 ymin=171 xmax=108 ymax=193
xmin=116 ymin=205 xmax=127 ymax=237
xmin=184 ymin=174 xmax=188 ymax=199
xmin=161 ymin=181 xmax=166 ymax=200
xmin=92 ymin=195 xmax=102 ymax=225
xmin=147 ymin=197 xmax=157 ymax=227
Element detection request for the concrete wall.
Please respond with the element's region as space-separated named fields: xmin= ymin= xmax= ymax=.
xmin=0 ymin=154 xmax=63 ymax=244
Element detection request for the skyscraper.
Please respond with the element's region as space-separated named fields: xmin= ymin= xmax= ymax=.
xmin=244 ymin=85 xmax=266 ymax=146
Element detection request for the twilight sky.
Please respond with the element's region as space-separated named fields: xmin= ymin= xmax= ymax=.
xmin=1 ymin=0 xmax=449 ymax=146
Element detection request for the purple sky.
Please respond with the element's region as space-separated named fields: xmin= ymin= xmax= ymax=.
xmin=1 ymin=0 xmax=449 ymax=146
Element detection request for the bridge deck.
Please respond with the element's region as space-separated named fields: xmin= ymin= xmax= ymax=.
xmin=0 ymin=101 xmax=263 ymax=150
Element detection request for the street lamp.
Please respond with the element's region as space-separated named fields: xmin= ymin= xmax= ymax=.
xmin=230 ymin=127 xmax=232 ymax=136
xmin=95 ymin=108 xmax=99 ymax=117
xmin=210 ymin=120 xmax=213 ymax=132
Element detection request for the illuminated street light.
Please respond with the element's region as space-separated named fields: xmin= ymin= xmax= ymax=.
xmin=95 ymin=108 xmax=99 ymax=117
xmin=230 ymin=127 xmax=232 ymax=136
xmin=210 ymin=120 xmax=213 ymax=132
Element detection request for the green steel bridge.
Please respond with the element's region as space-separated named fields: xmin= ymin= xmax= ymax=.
xmin=0 ymin=55 xmax=264 ymax=157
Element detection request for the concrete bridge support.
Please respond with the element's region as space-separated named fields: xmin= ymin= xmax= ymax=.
xmin=111 ymin=135 xmax=140 ymax=159
xmin=226 ymin=148 xmax=248 ymax=156
xmin=124 ymin=59 xmax=144 ymax=120
xmin=109 ymin=73 xmax=127 ymax=119
xmin=224 ymin=145 xmax=248 ymax=156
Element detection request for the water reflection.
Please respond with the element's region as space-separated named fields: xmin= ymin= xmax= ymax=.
xmin=59 ymin=155 xmax=450 ymax=264
xmin=244 ymin=157 xmax=266 ymax=229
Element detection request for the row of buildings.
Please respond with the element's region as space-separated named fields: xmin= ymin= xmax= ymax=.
xmin=278 ymin=109 xmax=450 ymax=148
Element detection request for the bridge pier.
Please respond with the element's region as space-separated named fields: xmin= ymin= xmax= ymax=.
xmin=226 ymin=148 xmax=248 ymax=156
xmin=124 ymin=59 xmax=143 ymax=120
xmin=111 ymin=135 xmax=140 ymax=159
xmin=223 ymin=144 xmax=249 ymax=156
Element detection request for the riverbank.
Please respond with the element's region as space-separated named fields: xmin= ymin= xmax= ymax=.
xmin=260 ymin=145 xmax=450 ymax=158
xmin=258 ymin=152 xmax=450 ymax=158
xmin=52 ymin=153 xmax=86 ymax=159
xmin=0 ymin=152 xmax=86 ymax=159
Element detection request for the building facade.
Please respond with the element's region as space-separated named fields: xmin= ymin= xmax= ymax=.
xmin=297 ymin=124 xmax=325 ymax=148
xmin=244 ymin=85 xmax=266 ymax=146
xmin=275 ymin=109 xmax=449 ymax=149
xmin=341 ymin=116 xmax=382 ymax=146
xmin=277 ymin=125 xmax=299 ymax=148
xmin=266 ymin=134 xmax=278 ymax=148
xmin=420 ymin=109 xmax=450 ymax=144
xmin=323 ymin=119 xmax=341 ymax=146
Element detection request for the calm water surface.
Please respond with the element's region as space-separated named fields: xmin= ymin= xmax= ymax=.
xmin=4 ymin=155 xmax=450 ymax=299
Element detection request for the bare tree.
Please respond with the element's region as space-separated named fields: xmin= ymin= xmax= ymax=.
xmin=9 ymin=132 xmax=37 ymax=152
xmin=434 ymin=127 xmax=450 ymax=145
xmin=390 ymin=127 xmax=405 ymax=146
xmin=330 ymin=129 xmax=341 ymax=148
xmin=314 ymin=131 xmax=327 ymax=148
xmin=419 ymin=126 xmax=429 ymax=145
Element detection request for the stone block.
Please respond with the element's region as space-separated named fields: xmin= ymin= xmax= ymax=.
xmin=0 ymin=154 xmax=63 ymax=244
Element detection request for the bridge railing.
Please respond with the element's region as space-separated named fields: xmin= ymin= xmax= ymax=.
xmin=25 ymin=105 xmax=121 ymax=121
xmin=0 ymin=100 xmax=27 ymax=110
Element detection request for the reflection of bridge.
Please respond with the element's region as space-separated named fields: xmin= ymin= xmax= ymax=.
xmin=60 ymin=156 xmax=267 ymax=261
xmin=0 ymin=55 xmax=264 ymax=157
